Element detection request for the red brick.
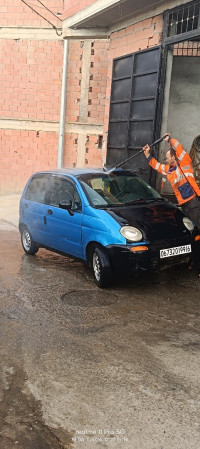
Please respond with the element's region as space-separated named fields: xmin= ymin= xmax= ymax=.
xmin=134 ymin=27 xmax=154 ymax=40
xmin=153 ymin=14 xmax=163 ymax=24
xmin=142 ymin=18 xmax=152 ymax=28
xmin=125 ymin=24 xmax=135 ymax=35
xmin=148 ymin=34 xmax=161 ymax=46
xmin=154 ymin=21 xmax=163 ymax=33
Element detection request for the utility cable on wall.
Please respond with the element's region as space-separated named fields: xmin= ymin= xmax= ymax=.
xmin=26 ymin=0 xmax=63 ymax=20
xmin=36 ymin=0 xmax=62 ymax=21
xmin=21 ymin=0 xmax=62 ymax=36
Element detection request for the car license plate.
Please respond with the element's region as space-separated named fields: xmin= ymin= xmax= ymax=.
xmin=160 ymin=244 xmax=191 ymax=259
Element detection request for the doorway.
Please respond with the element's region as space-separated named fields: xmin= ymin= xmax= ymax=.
xmin=158 ymin=42 xmax=200 ymax=195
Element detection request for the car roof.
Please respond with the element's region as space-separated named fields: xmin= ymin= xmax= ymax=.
xmin=32 ymin=167 xmax=136 ymax=178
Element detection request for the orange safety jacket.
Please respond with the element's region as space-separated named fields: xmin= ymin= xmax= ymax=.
xmin=147 ymin=138 xmax=200 ymax=205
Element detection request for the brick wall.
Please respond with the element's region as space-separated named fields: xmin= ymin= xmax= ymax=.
xmin=84 ymin=134 xmax=104 ymax=167
xmin=88 ymin=40 xmax=109 ymax=124
xmin=0 ymin=0 xmax=109 ymax=191
xmin=0 ymin=39 xmax=63 ymax=121
xmin=64 ymin=39 xmax=109 ymax=169
xmin=0 ymin=0 xmax=64 ymax=27
xmin=0 ymin=36 xmax=63 ymax=192
xmin=63 ymin=132 xmax=105 ymax=168
xmin=66 ymin=39 xmax=109 ymax=125
xmin=63 ymin=133 xmax=78 ymax=167
xmin=109 ymin=15 xmax=163 ymax=59
xmin=66 ymin=40 xmax=82 ymax=123
xmin=0 ymin=130 xmax=58 ymax=193
xmin=0 ymin=1 xmax=64 ymax=193
xmin=0 ymin=0 xmax=164 ymax=192
xmin=63 ymin=0 xmax=95 ymax=19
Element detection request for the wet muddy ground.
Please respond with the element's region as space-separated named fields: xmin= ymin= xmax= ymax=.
xmin=0 ymin=227 xmax=200 ymax=449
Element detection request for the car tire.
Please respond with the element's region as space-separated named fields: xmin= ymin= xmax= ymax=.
xmin=91 ymin=245 xmax=112 ymax=288
xmin=21 ymin=227 xmax=39 ymax=255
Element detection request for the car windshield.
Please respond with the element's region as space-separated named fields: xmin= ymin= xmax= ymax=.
xmin=79 ymin=171 xmax=161 ymax=207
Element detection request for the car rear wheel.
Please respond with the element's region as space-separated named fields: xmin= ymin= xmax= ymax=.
xmin=21 ymin=227 xmax=39 ymax=255
xmin=91 ymin=245 xmax=112 ymax=288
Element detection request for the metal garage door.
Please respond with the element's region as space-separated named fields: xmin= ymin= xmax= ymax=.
xmin=106 ymin=47 xmax=162 ymax=184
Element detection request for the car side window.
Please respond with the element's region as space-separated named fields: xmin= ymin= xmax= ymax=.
xmin=26 ymin=175 xmax=50 ymax=203
xmin=48 ymin=177 xmax=82 ymax=211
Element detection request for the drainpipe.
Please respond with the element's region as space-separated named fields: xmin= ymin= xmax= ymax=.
xmin=57 ymin=39 xmax=68 ymax=168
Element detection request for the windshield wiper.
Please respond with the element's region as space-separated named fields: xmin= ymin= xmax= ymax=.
xmin=93 ymin=198 xmax=164 ymax=208
xmin=124 ymin=198 xmax=146 ymax=205
xmin=124 ymin=198 xmax=163 ymax=205
xmin=145 ymin=198 xmax=164 ymax=202
xmin=94 ymin=203 xmax=125 ymax=209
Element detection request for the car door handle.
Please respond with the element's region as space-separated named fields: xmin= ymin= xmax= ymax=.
xmin=48 ymin=209 xmax=53 ymax=215
xmin=24 ymin=203 xmax=28 ymax=208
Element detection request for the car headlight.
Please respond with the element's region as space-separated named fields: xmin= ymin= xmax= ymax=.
xmin=120 ymin=226 xmax=143 ymax=242
xmin=183 ymin=217 xmax=194 ymax=231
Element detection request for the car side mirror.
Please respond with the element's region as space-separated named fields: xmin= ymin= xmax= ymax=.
xmin=59 ymin=200 xmax=74 ymax=215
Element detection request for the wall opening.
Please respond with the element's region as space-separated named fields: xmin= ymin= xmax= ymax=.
xmin=160 ymin=37 xmax=200 ymax=197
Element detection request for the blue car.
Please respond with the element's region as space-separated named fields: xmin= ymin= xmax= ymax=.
xmin=19 ymin=168 xmax=199 ymax=287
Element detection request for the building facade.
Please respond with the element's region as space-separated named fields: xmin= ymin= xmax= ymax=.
xmin=0 ymin=0 xmax=109 ymax=192
xmin=0 ymin=0 xmax=200 ymax=193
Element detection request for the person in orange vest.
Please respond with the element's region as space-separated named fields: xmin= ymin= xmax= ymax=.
xmin=143 ymin=133 xmax=200 ymax=275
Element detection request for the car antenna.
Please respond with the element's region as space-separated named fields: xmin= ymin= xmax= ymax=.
xmin=104 ymin=136 xmax=164 ymax=173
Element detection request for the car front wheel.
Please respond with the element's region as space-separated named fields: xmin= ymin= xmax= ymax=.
xmin=21 ymin=227 xmax=39 ymax=255
xmin=92 ymin=246 xmax=112 ymax=288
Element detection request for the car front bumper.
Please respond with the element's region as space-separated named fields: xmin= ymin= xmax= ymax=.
xmin=106 ymin=238 xmax=199 ymax=274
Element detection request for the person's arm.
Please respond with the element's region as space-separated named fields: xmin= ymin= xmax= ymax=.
xmin=165 ymin=134 xmax=192 ymax=166
xmin=143 ymin=144 xmax=168 ymax=175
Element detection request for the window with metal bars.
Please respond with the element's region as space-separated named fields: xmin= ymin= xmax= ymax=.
xmin=166 ymin=1 xmax=200 ymax=38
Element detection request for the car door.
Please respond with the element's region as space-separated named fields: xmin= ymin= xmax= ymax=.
xmin=21 ymin=173 xmax=51 ymax=246
xmin=45 ymin=176 xmax=83 ymax=258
